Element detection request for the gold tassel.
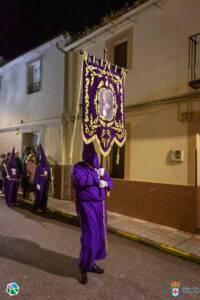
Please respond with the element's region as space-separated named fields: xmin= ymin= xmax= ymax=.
xmin=116 ymin=147 xmax=120 ymax=165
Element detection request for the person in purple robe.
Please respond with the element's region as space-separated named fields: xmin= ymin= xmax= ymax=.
xmin=2 ymin=148 xmax=20 ymax=207
xmin=72 ymin=142 xmax=112 ymax=284
xmin=33 ymin=144 xmax=51 ymax=213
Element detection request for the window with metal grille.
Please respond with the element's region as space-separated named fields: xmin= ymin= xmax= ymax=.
xmin=27 ymin=59 xmax=41 ymax=94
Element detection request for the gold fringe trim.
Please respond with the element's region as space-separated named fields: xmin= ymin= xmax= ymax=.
xmin=82 ymin=125 xmax=126 ymax=157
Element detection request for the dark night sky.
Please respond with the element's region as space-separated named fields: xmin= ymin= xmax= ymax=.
xmin=0 ymin=0 xmax=135 ymax=60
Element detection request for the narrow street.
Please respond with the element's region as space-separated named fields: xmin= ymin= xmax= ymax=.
xmin=0 ymin=200 xmax=200 ymax=300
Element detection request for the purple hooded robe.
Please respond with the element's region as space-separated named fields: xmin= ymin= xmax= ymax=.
xmin=33 ymin=144 xmax=51 ymax=211
xmin=3 ymin=148 xmax=19 ymax=206
xmin=72 ymin=142 xmax=112 ymax=271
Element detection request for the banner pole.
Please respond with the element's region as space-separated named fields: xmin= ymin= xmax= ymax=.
xmin=102 ymin=49 xmax=110 ymax=173
xmin=69 ymin=52 xmax=84 ymax=165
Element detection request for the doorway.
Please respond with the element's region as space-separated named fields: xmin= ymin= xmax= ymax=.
xmin=109 ymin=143 xmax=125 ymax=179
xmin=22 ymin=132 xmax=40 ymax=152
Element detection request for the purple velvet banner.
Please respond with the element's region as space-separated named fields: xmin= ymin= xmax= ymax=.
xmin=82 ymin=52 xmax=126 ymax=156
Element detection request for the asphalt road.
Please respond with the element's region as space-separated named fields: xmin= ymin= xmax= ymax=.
xmin=0 ymin=200 xmax=200 ymax=300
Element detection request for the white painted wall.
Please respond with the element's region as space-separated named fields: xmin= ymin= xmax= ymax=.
xmin=0 ymin=131 xmax=21 ymax=155
xmin=0 ymin=41 xmax=64 ymax=163
xmin=127 ymin=105 xmax=188 ymax=185
xmin=0 ymin=45 xmax=64 ymax=126
xmin=44 ymin=125 xmax=62 ymax=165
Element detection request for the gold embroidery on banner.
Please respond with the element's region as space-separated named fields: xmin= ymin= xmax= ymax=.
xmin=101 ymin=129 xmax=111 ymax=148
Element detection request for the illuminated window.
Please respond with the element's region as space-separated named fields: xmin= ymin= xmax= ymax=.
xmin=27 ymin=59 xmax=41 ymax=94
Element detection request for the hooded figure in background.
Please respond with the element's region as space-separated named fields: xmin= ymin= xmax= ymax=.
xmin=33 ymin=144 xmax=51 ymax=212
xmin=72 ymin=142 xmax=112 ymax=284
xmin=21 ymin=146 xmax=32 ymax=199
xmin=2 ymin=147 xmax=20 ymax=206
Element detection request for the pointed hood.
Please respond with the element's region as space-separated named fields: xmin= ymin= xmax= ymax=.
xmin=38 ymin=144 xmax=48 ymax=167
xmin=10 ymin=147 xmax=16 ymax=162
xmin=8 ymin=147 xmax=16 ymax=167
xmin=82 ymin=142 xmax=100 ymax=168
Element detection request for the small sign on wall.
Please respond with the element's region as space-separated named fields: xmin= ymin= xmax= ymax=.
xmin=170 ymin=150 xmax=184 ymax=162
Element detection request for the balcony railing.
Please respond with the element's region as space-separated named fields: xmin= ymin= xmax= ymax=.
xmin=27 ymin=81 xmax=41 ymax=94
xmin=188 ymin=33 xmax=200 ymax=89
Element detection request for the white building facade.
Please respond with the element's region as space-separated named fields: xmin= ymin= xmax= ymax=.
xmin=0 ymin=34 xmax=71 ymax=198
xmin=64 ymin=0 xmax=200 ymax=232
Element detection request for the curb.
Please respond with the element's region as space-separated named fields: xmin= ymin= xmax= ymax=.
xmin=2 ymin=196 xmax=200 ymax=265
xmin=108 ymin=227 xmax=200 ymax=265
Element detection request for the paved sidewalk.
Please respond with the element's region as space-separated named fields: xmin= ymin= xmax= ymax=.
xmin=47 ymin=198 xmax=200 ymax=264
xmin=3 ymin=195 xmax=200 ymax=264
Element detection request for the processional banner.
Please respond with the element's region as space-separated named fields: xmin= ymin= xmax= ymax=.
xmin=82 ymin=52 xmax=126 ymax=156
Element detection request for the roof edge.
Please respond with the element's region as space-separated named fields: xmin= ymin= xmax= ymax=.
xmin=0 ymin=32 xmax=71 ymax=71
xmin=64 ymin=0 xmax=162 ymax=52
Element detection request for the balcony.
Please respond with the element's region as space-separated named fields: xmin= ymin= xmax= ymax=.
xmin=188 ymin=33 xmax=200 ymax=89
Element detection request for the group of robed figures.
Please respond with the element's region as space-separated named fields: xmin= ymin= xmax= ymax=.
xmin=2 ymin=144 xmax=51 ymax=213
xmin=3 ymin=140 xmax=113 ymax=285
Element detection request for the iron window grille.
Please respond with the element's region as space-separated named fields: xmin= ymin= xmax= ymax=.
xmin=188 ymin=33 xmax=200 ymax=89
